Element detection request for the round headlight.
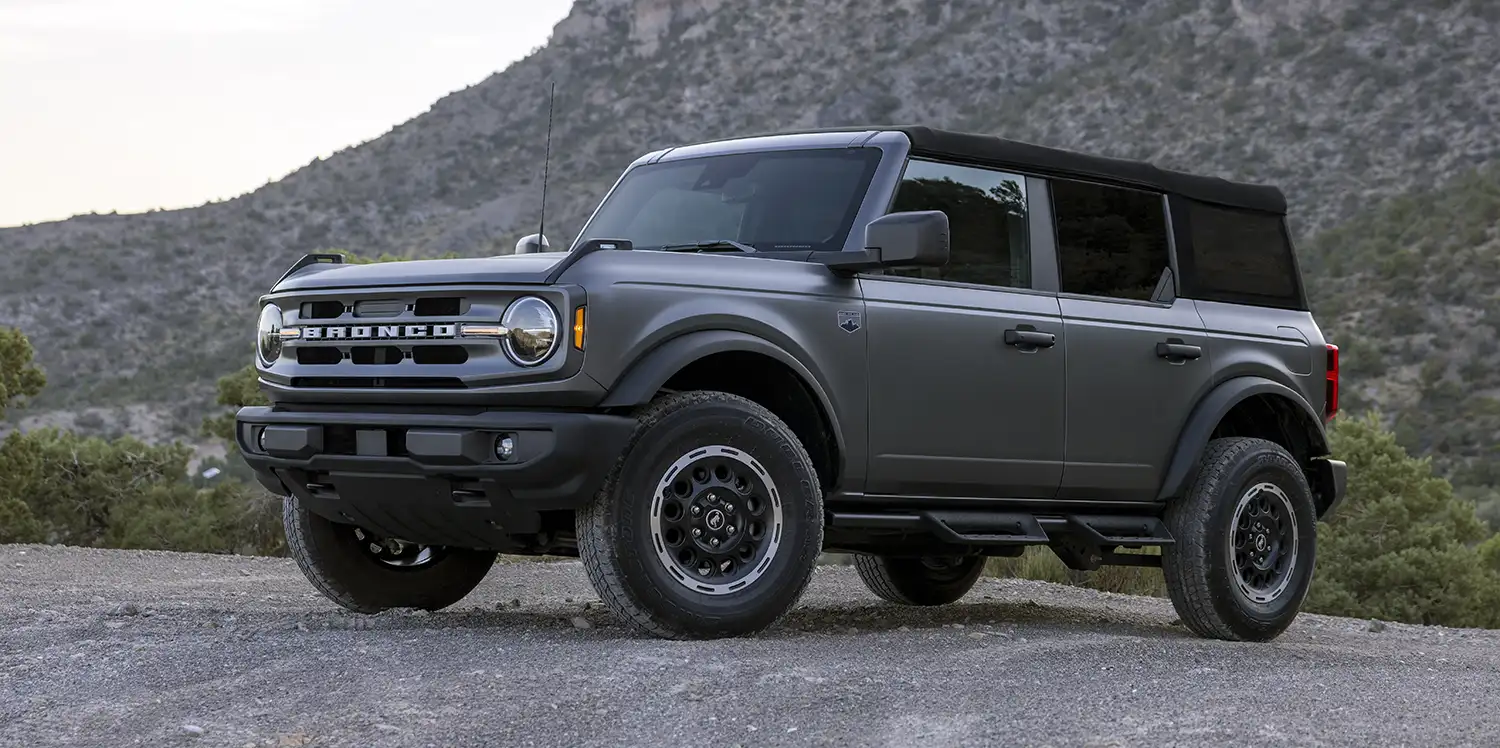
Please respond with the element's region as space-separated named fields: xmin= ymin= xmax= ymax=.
xmin=257 ymin=304 xmax=284 ymax=364
xmin=501 ymin=296 xmax=559 ymax=366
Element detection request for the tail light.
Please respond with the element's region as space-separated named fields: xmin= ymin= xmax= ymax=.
xmin=1324 ymin=343 xmax=1339 ymax=422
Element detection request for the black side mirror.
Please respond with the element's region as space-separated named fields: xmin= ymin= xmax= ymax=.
xmin=816 ymin=211 xmax=950 ymax=273
xmin=865 ymin=210 xmax=949 ymax=267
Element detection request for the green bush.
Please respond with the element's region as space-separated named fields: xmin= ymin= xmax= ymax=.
xmin=0 ymin=427 xmax=284 ymax=555
xmin=1307 ymin=412 xmax=1500 ymax=627
xmin=0 ymin=326 xmax=46 ymax=417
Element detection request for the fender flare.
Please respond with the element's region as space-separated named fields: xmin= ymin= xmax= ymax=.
xmin=1156 ymin=375 xmax=1330 ymax=501
xmin=597 ymin=329 xmax=846 ymax=459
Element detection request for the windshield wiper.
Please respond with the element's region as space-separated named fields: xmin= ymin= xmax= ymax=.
xmin=649 ymin=240 xmax=758 ymax=254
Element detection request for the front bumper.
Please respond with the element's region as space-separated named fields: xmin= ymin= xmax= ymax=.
xmin=235 ymin=406 xmax=636 ymax=549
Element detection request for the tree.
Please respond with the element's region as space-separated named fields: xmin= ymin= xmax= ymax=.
xmin=0 ymin=326 xmax=45 ymax=417
xmin=1307 ymin=412 xmax=1500 ymax=627
xmin=0 ymin=327 xmax=46 ymax=542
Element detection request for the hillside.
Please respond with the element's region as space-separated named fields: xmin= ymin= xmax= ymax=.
xmin=2 ymin=0 xmax=1499 ymax=482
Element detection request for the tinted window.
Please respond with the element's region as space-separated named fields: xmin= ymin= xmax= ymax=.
xmin=1052 ymin=179 xmax=1171 ymax=301
xmin=1182 ymin=201 xmax=1304 ymax=309
xmin=576 ymin=148 xmax=880 ymax=252
xmin=886 ymin=159 xmax=1030 ymax=288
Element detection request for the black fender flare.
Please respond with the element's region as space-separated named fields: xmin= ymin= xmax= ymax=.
xmin=597 ymin=328 xmax=846 ymax=459
xmin=1156 ymin=375 xmax=1330 ymax=502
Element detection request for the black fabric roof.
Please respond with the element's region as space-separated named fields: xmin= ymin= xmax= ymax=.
xmin=756 ymin=125 xmax=1288 ymax=215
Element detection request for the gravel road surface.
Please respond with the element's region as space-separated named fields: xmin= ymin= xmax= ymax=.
xmin=3 ymin=544 xmax=1498 ymax=747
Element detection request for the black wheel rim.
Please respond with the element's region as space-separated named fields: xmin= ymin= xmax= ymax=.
xmin=649 ymin=445 xmax=784 ymax=595
xmin=353 ymin=527 xmax=440 ymax=568
xmin=1228 ymin=482 xmax=1299 ymax=604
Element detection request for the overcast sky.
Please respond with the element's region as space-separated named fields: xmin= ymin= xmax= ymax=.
xmin=0 ymin=0 xmax=574 ymax=227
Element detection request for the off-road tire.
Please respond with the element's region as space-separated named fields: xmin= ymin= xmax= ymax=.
xmin=283 ymin=494 xmax=496 ymax=613
xmin=1163 ymin=437 xmax=1317 ymax=642
xmin=853 ymin=554 xmax=985 ymax=606
xmin=577 ymin=391 xmax=824 ymax=639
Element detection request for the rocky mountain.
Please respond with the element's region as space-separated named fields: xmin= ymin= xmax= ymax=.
xmin=2 ymin=0 xmax=1499 ymax=487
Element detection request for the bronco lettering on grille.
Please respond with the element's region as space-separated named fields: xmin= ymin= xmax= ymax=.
xmin=302 ymin=324 xmax=458 ymax=340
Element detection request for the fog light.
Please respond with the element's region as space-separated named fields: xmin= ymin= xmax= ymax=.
xmin=495 ymin=434 xmax=516 ymax=461
xmin=256 ymin=428 xmax=267 ymax=452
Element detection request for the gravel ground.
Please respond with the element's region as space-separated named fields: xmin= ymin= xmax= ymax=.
xmin=2 ymin=545 xmax=1498 ymax=748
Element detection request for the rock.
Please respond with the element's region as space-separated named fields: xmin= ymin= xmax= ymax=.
xmin=967 ymin=632 xmax=987 ymax=640
xmin=509 ymin=599 xmax=522 ymax=608
xmin=375 ymin=723 xmax=400 ymax=733
xmin=180 ymin=724 xmax=206 ymax=737
xmin=1367 ymin=620 xmax=1387 ymax=633
xmin=571 ymin=616 xmax=592 ymax=630
xmin=108 ymin=602 xmax=140 ymax=617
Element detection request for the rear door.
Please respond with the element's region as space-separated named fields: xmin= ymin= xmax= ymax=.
xmin=1049 ymin=177 xmax=1213 ymax=502
xmin=860 ymin=160 xmax=1065 ymax=499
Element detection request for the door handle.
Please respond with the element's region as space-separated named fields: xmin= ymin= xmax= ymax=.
xmin=1005 ymin=329 xmax=1056 ymax=349
xmin=1156 ymin=341 xmax=1202 ymax=361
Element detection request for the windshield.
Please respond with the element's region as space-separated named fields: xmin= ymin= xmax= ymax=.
xmin=576 ymin=147 xmax=882 ymax=252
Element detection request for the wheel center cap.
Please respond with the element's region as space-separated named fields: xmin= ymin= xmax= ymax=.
xmin=705 ymin=509 xmax=726 ymax=531
xmin=1255 ymin=535 xmax=1268 ymax=552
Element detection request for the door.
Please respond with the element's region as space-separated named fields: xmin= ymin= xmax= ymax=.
xmin=861 ymin=159 xmax=1065 ymax=499
xmin=1049 ymin=177 xmax=1213 ymax=502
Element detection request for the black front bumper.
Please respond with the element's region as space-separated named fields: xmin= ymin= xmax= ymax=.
xmin=236 ymin=406 xmax=636 ymax=549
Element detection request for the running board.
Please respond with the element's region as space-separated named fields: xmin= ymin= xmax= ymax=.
xmin=827 ymin=510 xmax=1174 ymax=548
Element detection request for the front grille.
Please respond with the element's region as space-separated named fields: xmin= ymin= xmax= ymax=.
xmin=273 ymin=287 xmax=562 ymax=390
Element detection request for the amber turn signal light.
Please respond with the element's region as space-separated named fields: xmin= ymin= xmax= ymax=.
xmin=573 ymin=306 xmax=586 ymax=350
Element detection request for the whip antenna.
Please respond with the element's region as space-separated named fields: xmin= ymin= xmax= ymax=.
xmin=537 ymin=81 xmax=556 ymax=246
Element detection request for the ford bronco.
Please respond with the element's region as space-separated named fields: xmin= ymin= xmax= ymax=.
xmin=237 ymin=126 xmax=1347 ymax=642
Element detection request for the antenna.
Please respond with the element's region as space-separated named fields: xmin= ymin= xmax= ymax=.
xmin=537 ymin=81 xmax=556 ymax=247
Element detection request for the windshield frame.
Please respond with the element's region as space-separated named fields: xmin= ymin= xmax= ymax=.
xmin=569 ymin=132 xmax=913 ymax=256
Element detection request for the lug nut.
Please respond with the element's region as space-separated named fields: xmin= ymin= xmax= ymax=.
xmin=724 ymin=503 xmax=734 ymax=513
xmin=691 ymin=505 xmax=702 ymax=516
xmin=692 ymin=528 xmax=702 ymax=538
xmin=710 ymin=537 xmax=720 ymax=547
xmin=726 ymin=525 xmax=736 ymax=535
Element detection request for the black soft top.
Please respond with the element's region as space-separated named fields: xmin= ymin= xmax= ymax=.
xmin=764 ymin=125 xmax=1287 ymax=216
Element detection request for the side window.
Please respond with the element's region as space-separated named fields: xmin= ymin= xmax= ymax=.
xmin=1051 ymin=178 xmax=1171 ymax=301
xmin=1181 ymin=201 xmax=1305 ymax=309
xmin=886 ymin=159 xmax=1031 ymax=289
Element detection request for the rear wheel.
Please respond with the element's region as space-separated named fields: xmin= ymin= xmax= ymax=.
xmin=853 ymin=554 xmax=985 ymax=606
xmin=1163 ymin=437 xmax=1317 ymax=642
xmin=283 ymin=495 xmax=496 ymax=613
xmin=577 ymin=391 xmax=824 ymax=639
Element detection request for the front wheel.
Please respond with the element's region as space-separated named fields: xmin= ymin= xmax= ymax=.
xmin=577 ymin=391 xmax=824 ymax=639
xmin=283 ymin=495 xmax=496 ymax=613
xmin=854 ymin=554 xmax=985 ymax=606
xmin=1163 ymin=437 xmax=1317 ymax=642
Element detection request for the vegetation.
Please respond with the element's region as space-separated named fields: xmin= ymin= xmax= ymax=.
xmin=0 ymin=326 xmax=282 ymax=552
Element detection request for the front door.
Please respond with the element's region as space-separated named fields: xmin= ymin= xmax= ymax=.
xmin=860 ymin=159 xmax=1065 ymax=499
xmin=1047 ymin=176 xmax=1213 ymax=502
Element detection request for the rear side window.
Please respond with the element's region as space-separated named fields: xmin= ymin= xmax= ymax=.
xmin=1051 ymin=179 xmax=1171 ymax=301
xmin=1180 ymin=201 xmax=1305 ymax=309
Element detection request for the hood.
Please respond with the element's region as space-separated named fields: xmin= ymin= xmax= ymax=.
xmin=271 ymin=252 xmax=569 ymax=292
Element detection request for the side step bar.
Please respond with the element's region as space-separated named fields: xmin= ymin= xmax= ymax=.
xmin=828 ymin=510 xmax=1175 ymax=548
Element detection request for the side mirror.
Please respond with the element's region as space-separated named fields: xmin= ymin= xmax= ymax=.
xmin=514 ymin=233 xmax=550 ymax=254
xmin=815 ymin=211 xmax=950 ymax=273
xmin=865 ymin=210 xmax=949 ymax=267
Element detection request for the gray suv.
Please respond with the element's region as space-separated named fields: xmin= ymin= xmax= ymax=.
xmin=237 ymin=126 xmax=1347 ymax=642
